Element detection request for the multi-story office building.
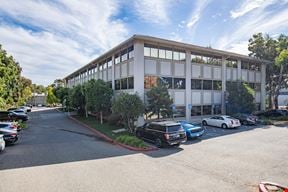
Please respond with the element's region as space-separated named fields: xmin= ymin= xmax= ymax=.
xmin=64 ymin=35 xmax=267 ymax=122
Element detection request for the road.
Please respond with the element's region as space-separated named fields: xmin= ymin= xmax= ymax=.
xmin=0 ymin=109 xmax=287 ymax=192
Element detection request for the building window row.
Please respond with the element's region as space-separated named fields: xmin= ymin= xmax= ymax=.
xmin=115 ymin=77 xmax=134 ymax=90
xmin=144 ymin=76 xmax=186 ymax=89
xmin=144 ymin=44 xmax=186 ymax=61
xmin=226 ymin=59 xmax=238 ymax=68
xmin=191 ymin=54 xmax=222 ymax=65
xmin=241 ymin=61 xmax=261 ymax=71
xmin=115 ymin=46 xmax=134 ymax=65
xmin=191 ymin=105 xmax=221 ymax=116
xmin=191 ymin=79 xmax=222 ymax=90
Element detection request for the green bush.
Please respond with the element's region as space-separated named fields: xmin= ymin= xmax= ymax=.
xmin=115 ymin=135 xmax=146 ymax=148
xmin=107 ymin=113 xmax=123 ymax=126
xmin=261 ymin=119 xmax=274 ymax=125
xmin=271 ymin=116 xmax=288 ymax=121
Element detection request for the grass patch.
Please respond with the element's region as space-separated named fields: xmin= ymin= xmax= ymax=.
xmin=73 ymin=115 xmax=148 ymax=149
xmin=115 ymin=135 xmax=147 ymax=148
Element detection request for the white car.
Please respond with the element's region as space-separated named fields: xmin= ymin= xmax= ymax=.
xmin=0 ymin=134 xmax=5 ymax=152
xmin=202 ymin=115 xmax=241 ymax=128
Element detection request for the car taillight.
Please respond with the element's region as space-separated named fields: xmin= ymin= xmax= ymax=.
xmin=164 ymin=133 xmax=170 ymax=140
xmin=11 ymin=134 xmax=17 ymax=137
xmin=11 ymin=124 xmax=17 ymax=129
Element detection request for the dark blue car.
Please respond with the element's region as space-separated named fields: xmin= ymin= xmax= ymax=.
xmin=177 ymin=121 xmax=205 ymax=139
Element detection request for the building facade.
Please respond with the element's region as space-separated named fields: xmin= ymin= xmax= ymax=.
xmin=64 ymin=35 xmax=267 ymax=122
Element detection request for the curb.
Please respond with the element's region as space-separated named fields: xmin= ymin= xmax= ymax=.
xmin=67 ymin=115 xmax=158 ymax=152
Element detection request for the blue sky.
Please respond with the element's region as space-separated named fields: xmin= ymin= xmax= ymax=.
xmin=0 ymin=0 xmax=287 ymax=85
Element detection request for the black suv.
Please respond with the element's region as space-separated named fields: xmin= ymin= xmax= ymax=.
xmin=136 ymin=121 xmax=187 ymax=148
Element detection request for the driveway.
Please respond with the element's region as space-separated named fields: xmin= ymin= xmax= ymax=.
xmin=0 ymin=109 xmax=287 ymax=192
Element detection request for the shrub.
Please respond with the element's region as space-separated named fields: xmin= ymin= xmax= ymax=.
xmin=107 ymin=113 xmax=123 ymax=126
xmin=115 ymin=135 xmax=146 ymax=148
xmin=262 ymin=119 xmax=274 ymax=125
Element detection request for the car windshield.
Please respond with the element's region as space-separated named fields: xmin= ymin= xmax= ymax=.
xmin=167 ymin=125 xmax=182 ymax=133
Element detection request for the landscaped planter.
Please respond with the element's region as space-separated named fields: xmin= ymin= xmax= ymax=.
xmin=259 ymin=182 xmax=288 ymax=192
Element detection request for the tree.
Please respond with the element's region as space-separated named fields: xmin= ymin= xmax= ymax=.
xmin=146 ymin=84 xmax=173 ymax=119
xmin=54 ymin=87 xmax=69 ymax=106
xmin=112 ymin=93 xmax=144 ymax=133
xmin=226 ymin=82 xmax=256 ymax=114
xmin=46 ymin=86 xmax=59 ymax=105
xmin=85 ymin=79 xmax=112 ymax=124
xmin=248 ymin=33 xmax=288 ymax=109
xmin=69 ymin=84 xmax=86 ymax=115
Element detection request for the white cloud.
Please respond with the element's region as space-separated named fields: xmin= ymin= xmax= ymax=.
xmin=0 ymin=0 xmax=128 ymax=85
xmin=230 ymin=0 xmax=266 ymax=19
xmin=169 ymin=32 xmax=183 ymax=42
xmin=186 ymin=0 xmax=211 ymax=29
xmin=216 ymin=1 xmax=288 ymax=54
xmin=134 ymin=0 xmax=173 ymax=24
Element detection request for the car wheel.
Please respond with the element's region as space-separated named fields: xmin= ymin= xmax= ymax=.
xmin=136 ymin=131 xmax=142 ymax=138
xmin=174 ymin=143 xmax=180 ymax=147
xmin=202 ymin=120 xmax=207 ymax=126
xmin=155 ymin=138 xmax=163 ymax=148
xmin=222 ymin=123 xmax=228 ymax=129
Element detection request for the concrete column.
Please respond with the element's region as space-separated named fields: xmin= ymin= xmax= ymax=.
xmin=185 ymin=50 xmax=191 ymax=122
xmin=237 ymin=59 xmax=241 ymax=81
xmin=221 ymin=57 xmax=227 ymax=114
xmin=111 ymin=55 xmax=115 ymax=90
xmin=86 ymin=69 xmax=88 ymax=82
xmin=260 ymin=63 xmax=266 ymax=110
xmin=133 ymin=40 xmax=145 ymax=126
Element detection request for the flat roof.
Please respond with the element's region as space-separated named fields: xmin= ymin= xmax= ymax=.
xmin=64 ymin=34 xmax=270 ymax=80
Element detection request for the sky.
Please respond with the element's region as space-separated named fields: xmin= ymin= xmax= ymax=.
xmin=0 ymin=0 xmax=287 ymax=86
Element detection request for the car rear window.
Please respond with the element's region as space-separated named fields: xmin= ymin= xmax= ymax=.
xmin=167 ymin=125 xmax=182 ymax=133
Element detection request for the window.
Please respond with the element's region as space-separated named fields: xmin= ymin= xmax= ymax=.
xmin=213 ymin=105 xmax=221 ymax=114
xmin=227 ymin=59 xmax=237 ymax=68
xmin=173 ymin=106 xmax=185 ymax=118
xmin=115 ymin=54 xmax=120 ymax=64
xmin=158 ymin=77 xmax=172 ymax=89
xmin=103 ymin=62 xmax=107 ymax=70
xmin=249 ymin=83 xmax=255 ymax=89
xmin=203 ymin=80 xmax=212 ymax=90
xmin=241 ymin=61 xmax=249 ymax=69
xmin=203 ymin=105 xmax=212 ymax=115
xmin=255 ymin=83 xmax=261 ymax=91
xmin=166 ymin=50 xmax=172 ymax=60
xmin=213 ymin=81 xmax=222 ymax=90
xmin=128 ymin=46 xmax=134 ymax=59
xmin=107 ymin=58 xmax=112 ymax=68
xmin=159 ymin=48 xmax=165 ymax=59
xmin=121 ymin=50 xmax=128 ymax=62
xmin=191 ymin=54 xmax=204 ymax=63
xmin=191 ymin=79 xmax=202 ymax=89
xmin=128 ymin=77 xmax=134 ymax=89
xmin=144 ymin=47 xmax=150 ymax=57
xmin=174 ymin=78 xmax=185 ymax=89
xmin=191 ymin=106 xmax=201 ymax=116
xmin=121 ymin=78 xmax=127 ymax=89
xmin=107 ymin=81 xmax=112 ymax=88
xmin=173 ymin=51 xmax=180 ymax=61
xmin=179 ymin=52 xmax=186 ymax=61
xmin=144 ymin=76 xmax=158 ymax=89
xmin=115 ymin=80 xmax=121 ymax=90
xmin=151 ymin=48 xmax=158 ymax=58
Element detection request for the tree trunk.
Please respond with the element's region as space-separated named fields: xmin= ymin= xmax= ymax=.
xmin=85 ymin=104 xmax=88 ymax=118
xmin=100 ymin=111 xmax=103 ymax=124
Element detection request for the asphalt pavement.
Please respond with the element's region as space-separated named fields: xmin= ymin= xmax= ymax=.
xmin=0 ymin=108 xmax=287 ymax=192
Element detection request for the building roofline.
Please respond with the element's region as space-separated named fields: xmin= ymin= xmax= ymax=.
xmin=64 ymin=34 xmax=270 ymax=80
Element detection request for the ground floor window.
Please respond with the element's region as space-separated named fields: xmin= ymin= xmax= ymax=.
xmin=173 ymin=106 xmax=186 ymax=117
xmin=213 ymin=105 xmax=221 ymax=114
xmin=128 ymin=77 xmax=134 ymax=89
xmin=203 ymin=105 xmax=212 ymax=115
xmin=191 ymin=106 xmax=201 ymax=116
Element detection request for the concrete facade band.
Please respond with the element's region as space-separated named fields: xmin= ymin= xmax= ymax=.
xmin=64 ymin=35 xmax=267 ymax=122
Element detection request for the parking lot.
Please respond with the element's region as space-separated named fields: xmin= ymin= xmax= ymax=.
xmin=0 ymin=109 xmax=287 ymax=192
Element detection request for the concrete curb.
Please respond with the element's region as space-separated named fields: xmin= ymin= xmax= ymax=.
xmin=67 ymin=115 xmax=158 ymax=152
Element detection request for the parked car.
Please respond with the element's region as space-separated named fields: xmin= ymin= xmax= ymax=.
xmin=254 ymin=109 xmax=287 ymax=118
xmin=0 ymin=111 xmax=28 ymax=121
xmin=19 ymin=106 xmax=31 ymax=113
xmin=0 ymin=122 xmax=21 ymax=132
xmin=136 ymin=121 xmax=187 ymax=148
xmin=0 ymin=134 xmax=5 ymax=152
xmin=8 ymin=109 xmax=26 ymax=114
xmin=232 ymin=113 xmax=258 ymax=125
xmin=177 ymin=120 xmax=205 ymax=139
xmin=0 ymin=127 xmax=18 ymax=144
xmin=202 ymin=115 xmax=241 ymax=128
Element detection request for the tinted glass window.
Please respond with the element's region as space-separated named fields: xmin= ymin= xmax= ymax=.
xmin=203 ymin=80 xmax=212 ymax=90
xmin=121 ymin=78 xmax=127 ymax=89
xmin=213 ymin=81 xmax=222 ymax=90
xmin=167 ymin=125 xmax=182 ymax=133
xmin=191 ymin=79 xmax=202 ymax=89
xmin=191 ymin=106 xmax=201 ymax=116
xmin=128 ymin=77 xmax=134 ymax=89
xmin=158 ymin=77 xmax=172 ymax=89
xmin=174 ymin=78 xmax=185 ymax=89
xmin=115 ymin=80 xmax=121 ymax=90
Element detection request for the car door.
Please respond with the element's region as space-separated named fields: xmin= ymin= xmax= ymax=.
xmin=208 ymin=117 xmax=217 ymax=126
xmin=218 ymin=117 xmax=225 ymax=127
xmin=144 ymin=124 xmax=156 ymax=141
